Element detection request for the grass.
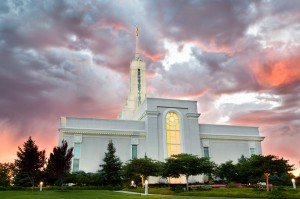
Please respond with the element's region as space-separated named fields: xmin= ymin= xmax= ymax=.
xmin=124 ymin=187 xmax=300 ymax=198
xmin=0 ymin=187 xmax=299 ymax=199
xmin=0 ymin=190 xmax=236 ymax=199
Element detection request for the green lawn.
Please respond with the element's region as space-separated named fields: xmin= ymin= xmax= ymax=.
xmin=124 ymin=187 xmax=300 ymax=198
xmin=0 ymin=190 xmax=236 ymax=199
xmin=0 ymin=188 xmax=299 ymax=199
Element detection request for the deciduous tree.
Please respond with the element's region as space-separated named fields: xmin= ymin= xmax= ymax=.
xmin=0 ymin=162 xmax=16 ymax=186
xmin=164 ymin=153 xmax=214 ymax=191
xmin=233 ymin=155 xmax=294 ymax=190
xmin=122 ymin=155 xmax=162 ymax=187
xmin=248 ymin=155 xmax=293 ymax=191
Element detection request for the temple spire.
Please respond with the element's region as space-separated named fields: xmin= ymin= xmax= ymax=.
xmin=118 ymin=26 xmax=146 ymax=119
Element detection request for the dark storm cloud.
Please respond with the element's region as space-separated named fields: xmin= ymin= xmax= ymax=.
xmin=0 ymin=1 xmax=130 ymax=137
xmin=145 ymin=0 xmax=260 ymax=51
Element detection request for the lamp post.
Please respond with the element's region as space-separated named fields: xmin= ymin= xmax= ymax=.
xmin=144 ymin=180 xmax=148 ymax=195
xmin=40 ymin=181 xmax=43 ymax=191
xmin=292 ymin=178 xmax=296 ymax=189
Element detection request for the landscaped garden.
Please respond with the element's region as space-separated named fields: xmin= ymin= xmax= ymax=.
xmin=1 ymin=137 xmax=299 ymax=199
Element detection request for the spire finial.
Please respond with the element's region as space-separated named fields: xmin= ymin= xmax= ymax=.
xmin=135 ymin=26 xmax=139 ymax=58
xmin=135 ymin=26 xmax=139 ymax=37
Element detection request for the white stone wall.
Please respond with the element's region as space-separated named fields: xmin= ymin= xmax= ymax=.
xmin=59 ymin=97 xmax=265 ymax=183
xmin=62 ymin=133 xmax=146 ymax=173
xmin=199 ymin=124 xmax=264 ymax=164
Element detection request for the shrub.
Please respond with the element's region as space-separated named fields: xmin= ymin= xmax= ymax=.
xmin=227 ymin=182 xmax=237 ymax=188
xmin=269 ymin=189 xmax=286 ymax=198
xmin=170 ymin=185 xmax=183 ymax=193
xmin=196 ymin=186 xmax=211 ymax=191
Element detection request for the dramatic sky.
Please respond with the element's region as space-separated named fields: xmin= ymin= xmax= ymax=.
xmin=1 ymin=0 xmax=299 ymax=175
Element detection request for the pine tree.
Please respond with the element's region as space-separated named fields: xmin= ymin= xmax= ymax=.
xmin=15 ymin=137 xmax=46 ymax=190
xmin=99 ymin=140 xmax=122 ymax=186
xmin=47 ymin=140 xmax=73 ymax=190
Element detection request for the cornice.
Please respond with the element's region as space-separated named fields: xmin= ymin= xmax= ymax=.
xmin=146 ymin=111 xmax=160 ymax=117
xmin=186 ymin=113 xmax=201 ymax=119
xmin=139 ymin=110 xmax=160 ymax=120
xmin=200 ymin=133 xmax=265 ymax=141
xmin=59 ymin=128 xmax=146 ymax=137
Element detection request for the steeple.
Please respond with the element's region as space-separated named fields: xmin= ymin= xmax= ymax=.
xmin=118 ymin=26 xmax=147 ymax=120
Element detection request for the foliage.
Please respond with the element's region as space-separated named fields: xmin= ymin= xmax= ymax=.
xmin=234 ymin=155 xmax=252 ymax=183
xmin=0 ymin=162 xmax=16 ymax=186
xmin=248 ymin=155 xmax=293 ymax=176
xmin=163 ymin=153 xmax=215 ymax=191
xmin=15 ymin=136 xmax=46 ymax=190
xmin=249 ymin=155 xmax=294 ymax=191
xmin=215 ymin=155 xmax=294 ymax=186
xmin=13 ymin=171 xmax=32 ymax=187
xmin=122 ymin=155 xmax=162 ymax=186
xmin=99 ymin=140 xmax=122 ymax=186
xmin=215 ymin=160 xmax=237 ymax=182
xmin=67 ymin=171 xmax=102 ymax=186
xmin=170 ymin=185 xmax=184 ymax=193
xmin=46 ymin=140 xmax=73 ymax=190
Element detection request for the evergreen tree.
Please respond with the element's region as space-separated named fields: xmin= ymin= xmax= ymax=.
xmin=15 ymin=137 xmax=46 ymax=190
xmin=99 ymin=140 xmax=122 ymax=186
xmin=47 ymin=140 xmax=73 ymax=190
xmin=14 ymin=171 xmax=32 ymax=187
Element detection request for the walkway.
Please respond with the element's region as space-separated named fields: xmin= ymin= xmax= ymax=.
xmin=115 ymin=190 xmax=263 ymax=199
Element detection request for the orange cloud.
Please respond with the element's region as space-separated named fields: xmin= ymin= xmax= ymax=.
xmin=146 ymin=72 xmax=155 ymax=79
xmin=192 ymin=40 xmax=237 ymax=55
xmin=90 ymin=20 xmax=129 ymax=34
xmin=250 ymin=51 xmax=300 ymax=87
xmin=142 ymin=50 xmax=166 ymax=62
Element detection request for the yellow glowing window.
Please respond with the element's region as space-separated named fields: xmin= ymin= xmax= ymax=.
xmin=166 ymin=112 xmax=181 ymax=157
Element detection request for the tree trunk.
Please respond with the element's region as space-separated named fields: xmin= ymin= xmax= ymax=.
xmin=141 ymin=175 xmax=144 ymax=188
xmin=264 ymin=173 xmax=270 ymax=192
xmin=186 ymin=175 xmax=189 ymax=191
xmin=31 ymin=178 xmax=35 ymax=192
xmin=61 ymin=177 xmax=64 ymax=191
xmin=27 ymin=173 xmax=34 ymax=191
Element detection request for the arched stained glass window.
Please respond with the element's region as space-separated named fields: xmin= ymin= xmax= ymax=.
xmin=166 ymin=112 xmax=181 ymax=157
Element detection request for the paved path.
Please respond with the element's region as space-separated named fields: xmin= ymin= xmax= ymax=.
xmin=115 ymin=190 xmax=263 ymax=199
xmin=115 ymin=190 xmax=158 ymax=195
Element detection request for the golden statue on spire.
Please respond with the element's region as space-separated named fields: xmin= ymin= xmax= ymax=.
xmin=135 ymin=26 xmax=139 ymax=37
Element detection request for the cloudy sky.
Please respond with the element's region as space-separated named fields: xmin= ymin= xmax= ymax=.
xmin=0 ymin=0 xmax=299 ymax=175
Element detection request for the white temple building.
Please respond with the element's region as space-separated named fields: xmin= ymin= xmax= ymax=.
xmin=58 ymin=28 xmax=264 ymax=183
